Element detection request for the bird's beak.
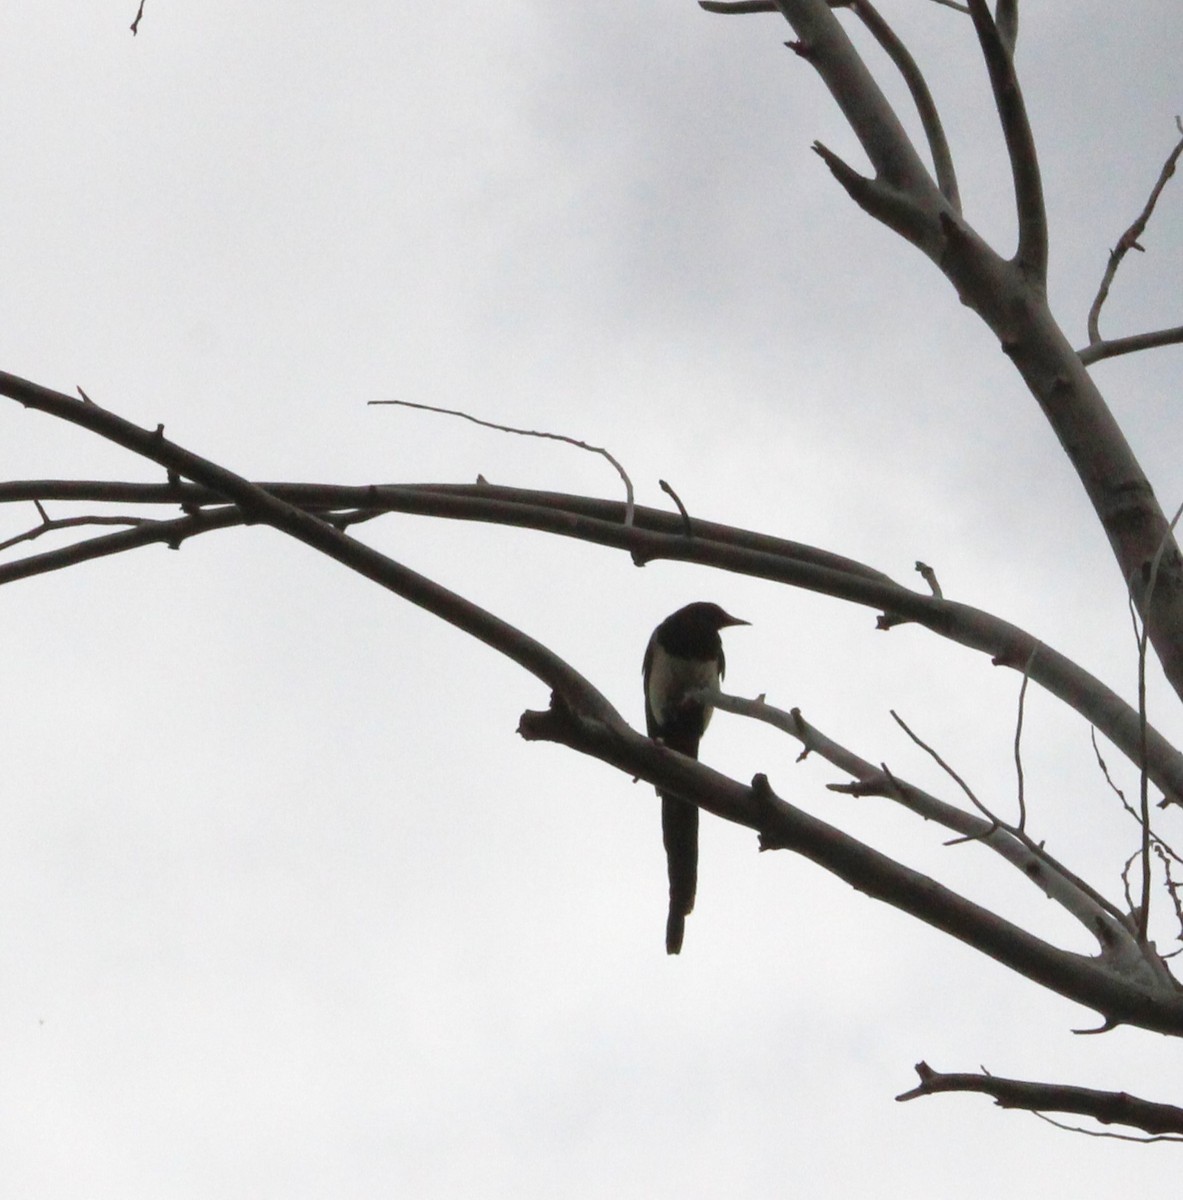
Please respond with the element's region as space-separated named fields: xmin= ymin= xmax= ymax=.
xmin=720 ymin=612 xmax=749 ymax=628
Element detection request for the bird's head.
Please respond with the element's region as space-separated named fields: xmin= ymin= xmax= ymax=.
xmin=675 ymin=601 xmax=749 ymax=631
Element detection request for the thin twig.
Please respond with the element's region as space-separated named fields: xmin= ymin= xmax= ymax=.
xmin=1153 ymin=842 xmax=1183 ymax=947
xmin=1013 ymin=643 xmax=1039 ymax=831
xmin=1032 ymin=1112 xmax=1183 ymax=1144
xmin=659 ymin=479 xmax=693 ymax=537
xmin=1089 ymin=728 xmax=1183 ymax=865
xmin=1131 ymin=499 xmax=1183 ymax=940
xmin=1121 ymin=850 xmax=1140 ymax=919
xmin=130 ymin=0 xmax=146 ymax=35
xmin=1091 ymin=727 xmax=1138 ymax=823
xmin=891 ymin=709 xmax=991 ymax=820
xmin=1086 ymin=118 xmax=1183 ymax=346
xmin=915 ymin=561 xmax=942 ymax=597
xmin=1130 ymin=588 xmax=1153 ymax=940
xmin=887 ymin=707 xmax=1129 ymax=934
xmin=712 ymin=693 xmax=1136 ymax=941
xmin=0 ymin=511 xmax=152 ymax=554
xmin=368 ymin=399 xmax=635 ymax=528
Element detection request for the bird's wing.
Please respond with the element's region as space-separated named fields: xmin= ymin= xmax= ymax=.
xmin=641 ymin=630 xmax=658 ymax=736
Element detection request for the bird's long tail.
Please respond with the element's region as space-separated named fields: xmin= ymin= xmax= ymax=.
xmin=662 ymin=794 xmax=699 ymax=955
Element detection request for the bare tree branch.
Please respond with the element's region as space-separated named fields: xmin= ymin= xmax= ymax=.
xmin=0 ymin=373 xmax=625 ymax=733
xmin=6 ymin=369 xmax=1183 ymax=1029
xmin=0 ymin=507 xmax=245 ymax=583
xmin=3 ymin=462 xmax=1182 ymax=806
xmin=1013 ymin=644 xmax=1037 ymax=831
xmin=993 ymin=0 xmax=1017 ymax=55
xmin=850 ymin=0 xmax=960 ymax=209
xmin=0 ymin=508 xmax=152 ymax=553
xmin=897 ymin=1061 xmax=1183 ymax=1138
xmin=891 ymin=708 xmax=992 ymax=819
xmin=751 ymin=0 xmax=1183 ymax=705
xmin=368 ymin=398 xmax=636 ymax=527
xmin=965 ymin=0 xmax=1046 ymax=282
xmin=1085 ymin=119 xmax=1183 ymax=347
xmin=1078 ymin=324 xmax=1183 ymax=367
xmin=703 ymin=0 xmax=964 ymax=208
xmin=709 ymin=692 xmax=1142 ymax=952
xmin=773 ymin=0 xmax=945 ymax=230
xmin=521 ymin=700 xmax=1183 ymax=1032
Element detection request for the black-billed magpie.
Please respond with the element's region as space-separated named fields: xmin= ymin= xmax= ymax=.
xmin=643 ymin=601 xmax=748 ymax=954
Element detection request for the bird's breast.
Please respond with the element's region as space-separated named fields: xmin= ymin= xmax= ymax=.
xmin=646 ymin=648 xmax=720 ymax=732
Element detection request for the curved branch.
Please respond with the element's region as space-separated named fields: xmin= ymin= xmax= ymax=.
xmin=898 ymin=1061 xmax=1183 ymax=1138
xmin=4 ymin=470 xmax=1183 ymax=806
xmin=0 ymin=373 xmax=624 ymax=732
xmin=710 ymin=692 xmax=1145 ymax=962
xmin=368 ymin=398 xmax=636 ymax=527
xmin=6 ymin=377 xmax=1183 ymax=1029
xmin=708 ymin=0 xmax=1183 ymax=700
xmin=965 ymin=0 xmax=1046 ymax=282
xmin=700 ymin=0 xmax=962 ymax=209
xmin=1085 ymin=121 xmax=1183 ymax=346
xmin=772 ymin=0 xmax=946 ymax=233
xmin=850 ymin=0 xmax=960 ymax=210
xmin=521 ymin=700 xmax=1183 ymax=1033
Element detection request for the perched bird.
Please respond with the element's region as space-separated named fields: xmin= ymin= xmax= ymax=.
xmin=643 ymin=602 xmax=748 ymax=954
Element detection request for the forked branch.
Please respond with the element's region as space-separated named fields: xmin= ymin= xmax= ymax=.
xmin=1080 ymin=119 xmax=1183 ymax=366
xmin=709 ymin=689 xmax=1160 ymax=977
xmin=702 ymin=0 xmax=1183 ymax=707
xmin=521 ymin=698 xmax=1183 ymax=1033
xmin=0 ymin=372 xmax=623 ymax=732
xmin=5 ymin=369 xmax=1183 ymax=1032
xmin=965 ymin=0 xmax=1046 ymax=281
xmin=4 ymin=456 xmax=1183 ymax=807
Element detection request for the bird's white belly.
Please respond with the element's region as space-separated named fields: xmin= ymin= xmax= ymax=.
xmin=647 ymin=650 xmax=720 ymax=728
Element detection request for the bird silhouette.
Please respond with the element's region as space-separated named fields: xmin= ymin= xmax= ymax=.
xmin=643 ymin=602 xmax=748 ymax=954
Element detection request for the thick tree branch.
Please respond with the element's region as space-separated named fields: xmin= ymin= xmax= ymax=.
xmin=701 ymin=0 xmax=961 ymax=209
xmin=6 ymin=374 xmax=1183 ymax=1031
xmin=719 ymin=0 xmax=1183 ymax=703
xmin=772 ymin=0 xmax=947 ymax=248
xmin=4 ymin=467 xmax=1183 ymax=806
xmin=520 ymin=699 xmax=1183 ymax=1033
xmin=897 ymin=1061 xmax=1183 ymax=1138
xmin=849 ymin=0 xmax=960 ymax=210
xmin=0 ymin=372 xmax=624 ymax=732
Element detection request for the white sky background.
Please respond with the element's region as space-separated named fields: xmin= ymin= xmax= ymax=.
xmin=2 ymin=2 xmax=1183 ymax=1195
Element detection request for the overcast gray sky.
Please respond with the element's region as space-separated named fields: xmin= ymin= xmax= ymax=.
xmin=3 ymin=3 xmax=1183 ymax=1196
